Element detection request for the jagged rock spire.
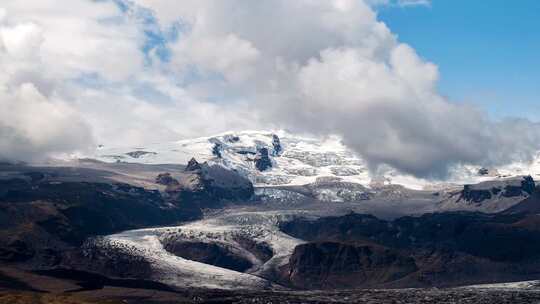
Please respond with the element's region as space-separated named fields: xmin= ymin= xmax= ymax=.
xmin=272 ymin=134 xmax=282 ymax=156
xmin=255 ymin=148 xmax=272 ymax=171
xmin=185 ymin=157 xmax=202 ymax=172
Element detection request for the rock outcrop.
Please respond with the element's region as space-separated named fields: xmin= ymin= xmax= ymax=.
xmin=155 ymin=173 xmax=180 ymax=188
xmin=212 ymin=143 xmax=223 ymax=158
xmin=163 ymin=241 xmax=253 ymax=273
xmin=254 ymin=148 xmax=272 ymax=171
xmin=166 ymin=158 xmax=254 ymax=207
xmin=185 ymin=157 xmax=202 ymax=172
xmin=288 ymin=242 xmax=417 ymax=289
xmin=459 ymin=176 xmax=536 ymax=203
xmin=125 ymin=151 xmax=157 ymax=158
xmin=272 ymin=134 xmax=282 ymax=156
xmin=460 ymin=185 xmax=492 ymax=203
xmin=438 ymin=176 xmax=537 ymax=213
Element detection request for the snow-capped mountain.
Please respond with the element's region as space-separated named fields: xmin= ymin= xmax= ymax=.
xmin=92 ymin=130 xmax=540 ymax=190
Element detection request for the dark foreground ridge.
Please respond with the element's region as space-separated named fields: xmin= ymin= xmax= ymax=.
xmin=2 ymin=261 xmax=540 ymax=303
xmin=2 ymin=265 xmax=540 ymax=303
xmin=3 ymin=279 xmax=540 ymax=304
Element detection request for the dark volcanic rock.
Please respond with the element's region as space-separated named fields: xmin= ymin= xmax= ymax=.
xmin=281 ymin=212 xmax=540 ymax=288
xmin=287 ymin=242 xmax=417 ymax=289
xmin=32 ymin=268 xmax=175 ymax=293
xmin=232 ymin=235 xmax=274 ymax=263
xmin=522 ymin=176 xmax=536 ymax=194
xmin=502 ymin=176 xmax=536 ymax=197
xmin=478 ymin=167 xmax=490 ymax=176
xmin=163 ymin=241 xmax=253 ymax=273
xmin=185 ymin=157 xmax=202 ymax=172
xmin=254 ymin=148 xmax=272 ymax=171
xmin=0 ymin=240 xmax=35 ymax=262
xmin=75 ymin=238 xmax=154 ymax=279
xmin=125 ymin=151 xmax=157 ymax=159
xmin=155 ymin=173 xmax=180 ymax=187
xmin=4 ymin=278 xmax=540 ymax=304
xmin=22 ymin=172 xmax=46 ymax=182
xmin=453 ymin=176 xmax=535 ymax=205
xmin=35 ymin=183 xmax=197 ymax=243
xmin=272 ymin=134 xmax=282 ymax=156
xmin=212 ymin=143 xmax=223 ymax=158
xmin=224 ymin=134 xmax=240 ymax=143
xmin=236 ymin=150 xmax=256 ymax=155
xmin=503 ymin=187 xmax=540 ymax=215
xmin=460 ymin=185 xmax=492 ymax=203
xmin=0 ymin=176 xmax=201 ymax=265
xmin=201 ymin=288 xmax=540 ymax=304
xmin=199 ymin=164 xmax=254 ymax=202
xmin=283 ymin=212 xmax=540 ymax=262
xmin=175 ymin=161 xmax=254 ymax=208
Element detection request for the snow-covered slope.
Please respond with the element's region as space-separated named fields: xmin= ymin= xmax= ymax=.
xmin=93 ymin=131 xmax=369 ymax=186
xmin=91 ymin=130 xmax=540 ymax=190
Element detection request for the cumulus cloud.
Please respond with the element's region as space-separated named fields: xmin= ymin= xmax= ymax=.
xmin=0 ymin=0 xmax=538 ymax=178
xmin=129 ymin=0 xmax=540 ymax=178
xmin=0 ymin=0 xmax=142 ymax=162
xmin=291 ymin=46 xmax=540 ymax=176
xmin=171 ymin=33 xmax=260 ymax=83
xmin=0 ymin=83 xmax=93 ymax=162
xmin=64 ymin=77 xmax=258 ymax=148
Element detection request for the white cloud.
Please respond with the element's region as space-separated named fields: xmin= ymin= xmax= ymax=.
xmin=65 ymin=79 xmax=258 ymax=148
xmin=287 ymin=45 xmax=540 ymax=176
xmin=0 ymin=22 xmax=43 ymax=58
xmin=0 ymin=82 xmax=93 ymax=162
xmin=171 ymin=33 xmax=260 ymax=83
xmin=0 ymin=0 xmax=143 ymax=161
xmin=1 ymin=1 xmax=144 ymax=81
xmin=0 ymin=0 xmax=538 ymax=178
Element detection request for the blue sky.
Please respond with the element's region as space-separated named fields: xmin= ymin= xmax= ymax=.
xmin=377 ymin=0 xmax=540 ymax=121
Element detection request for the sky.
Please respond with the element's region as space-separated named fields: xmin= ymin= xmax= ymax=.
xmin=377 ymin=0 xmax=540 ymax=120
xmin=0 ymin=0 xmax=539 ymax=179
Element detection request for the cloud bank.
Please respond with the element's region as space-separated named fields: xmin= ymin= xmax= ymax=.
xmin=0 ymin=0 xmax=538 ymax=178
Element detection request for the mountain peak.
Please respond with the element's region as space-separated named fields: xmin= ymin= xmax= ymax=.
xmin=185 ymin=157 xmax=202 ymax=172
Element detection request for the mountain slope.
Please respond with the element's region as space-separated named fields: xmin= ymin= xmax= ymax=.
xmin=92 ymin=130 xmax=540 ymax=191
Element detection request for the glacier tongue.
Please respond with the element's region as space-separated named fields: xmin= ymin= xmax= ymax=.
xmin=94 ymin=209 xmax=307 ymax=290
xmin=91 ymin=130 xmax=540 ymax=190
